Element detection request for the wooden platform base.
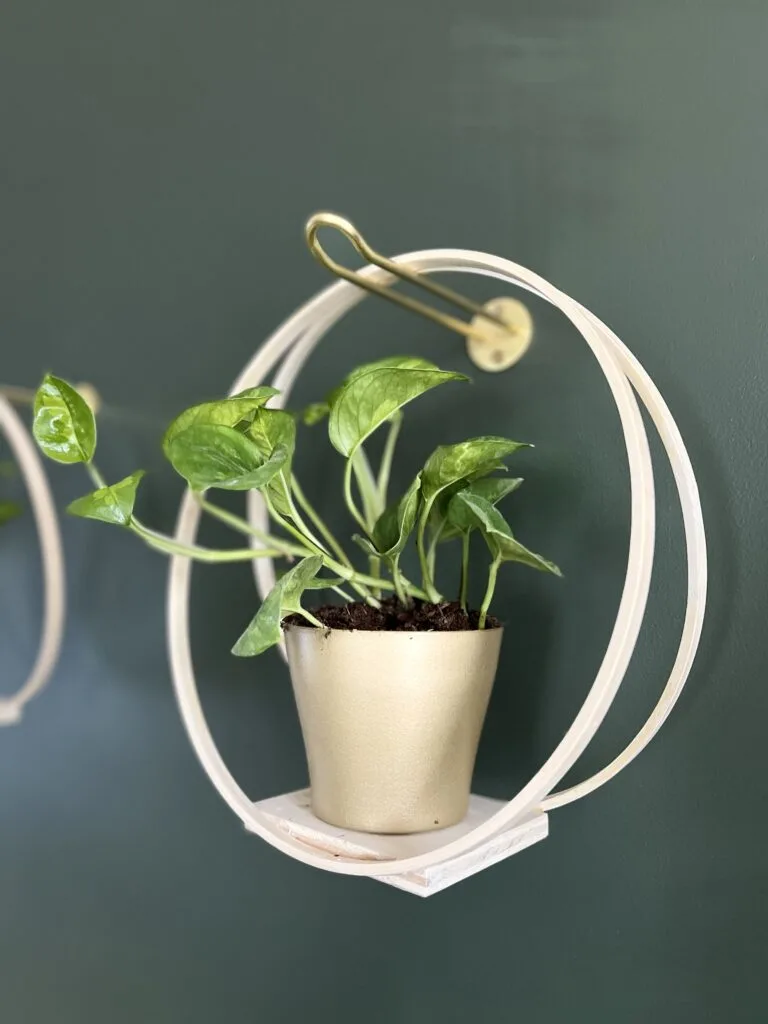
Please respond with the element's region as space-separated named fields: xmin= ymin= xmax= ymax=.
xmin=252 ymin=790 xmax=548 ymax=896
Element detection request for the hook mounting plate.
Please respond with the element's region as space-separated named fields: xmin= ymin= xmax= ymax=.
xmin=467 ymin=297 xmax=533 ymax=372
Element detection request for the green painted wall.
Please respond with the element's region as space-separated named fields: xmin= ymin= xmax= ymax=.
xmin=1 ymin=1 xmax=764 ymax=1020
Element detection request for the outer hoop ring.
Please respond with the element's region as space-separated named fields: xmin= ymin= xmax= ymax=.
xmin=0 ymin=395 xmax=66 ymax=725
xmin=166 ymin=249 xmax=706 ymax=877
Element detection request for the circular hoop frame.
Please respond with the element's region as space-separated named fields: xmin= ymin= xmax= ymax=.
xmin=167 ymin=249 xmax=707 ymax=876
xmin=0 ymin=395 xmax=66 ymax=725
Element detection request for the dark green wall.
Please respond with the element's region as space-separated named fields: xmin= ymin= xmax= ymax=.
xmin=1 ymin=1 xmax=764 ymax=1021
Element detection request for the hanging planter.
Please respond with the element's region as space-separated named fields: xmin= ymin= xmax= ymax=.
xmin=0 ymin=392 xmax=65 ymax=726
xmin=29 ymin=215 xmax=708 ymax=895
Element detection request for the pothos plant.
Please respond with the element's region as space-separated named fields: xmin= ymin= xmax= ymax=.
xmin=31 ymin=357 xmax=560 ymax=655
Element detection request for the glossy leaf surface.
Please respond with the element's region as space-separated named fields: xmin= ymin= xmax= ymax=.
xmin=33 ymin=374 xmax=96 ymax=464
xmin=232 ymin=555 xmax=322 ymax=656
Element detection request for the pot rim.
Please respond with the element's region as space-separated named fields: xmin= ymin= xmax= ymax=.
xmin=282 ymin=622 xmax=504 ymax=637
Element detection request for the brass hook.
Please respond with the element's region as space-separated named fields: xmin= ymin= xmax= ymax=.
xmin=304 ymin=212 xmax=512 ymax=340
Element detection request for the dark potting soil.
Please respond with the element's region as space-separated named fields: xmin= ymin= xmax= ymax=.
xmin=283 ymin=597 xmax=501 ymax=632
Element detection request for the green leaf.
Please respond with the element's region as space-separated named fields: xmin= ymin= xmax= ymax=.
xmin=422 ymin=437 xmax=529 ymax=505
xmin=67 ymin=470 xmax=145 ymax=527
xmin=420 ymin=436 xmax=530 ymax=533
xmin=448 ymin=491 xmax=561 ymax=576
xmin=274 ymin=564 xmax=343 ymax=589
xmin=352 ymin=533 xmax=378 ymax=558
xmin=248 ymin=408 xmax=296 ymax=463
xmin=248 ymin=408 xmax=297 ymax=515
xmin=328 ymin=358 xmax=469 ymax=457
xmin=163 ymin=387 xmax=279 ymax=454
xmin=301 ymin=401 xmax=330 ymax=426
xmin=0 ymin=500 xmax=22 ymax=526
xmin=467 ymin=476 xmax=524 ymax=505
xmin=340 ymin=355 xmax=438 ymax=384
xmin=166 ymin=423 xmax=289 ymax=492
xmin=232 ymin=555 xmax=323 ymax=656
xmin=370 ymin=473 xmax=422 ymax=558
xmin=440 ymin=477 xmax=523 ymax=542
xmin=304 ymin=574 xmax=344 ymax=590
xmin=33 ymin=374 xmax=96 ymax=464
xmin=303 ymin=358 xmax=435 ymax=428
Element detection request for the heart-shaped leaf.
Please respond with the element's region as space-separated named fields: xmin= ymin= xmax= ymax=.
xmin=439 ymin=476 xmax=523 ymax=542
xmin=166 ymin=423 xmax=289 ymax=492
xmin=248 ymin=408 xmax=297 ymax=515
xmin=466 ymin=476 xmax=524 ymax=506
xmin=33 ymin=374 xmax=96 ymax=464
xmin=328 ymin=358 xmax=468 ymax=457
xmin=232 ymin=555 xmax=323 ymax=656
xmin=0 ymin=500 xmax=22 ymax=526
xmin=448 ymin=491 xmax=561 ymax=575
xmin=248 ymin=408 xmax=296 ymax=463
xmin=420 ymin=436 xmax=530 ymax=533
xmin=422 ymin=437 xmax=529 ymax=504
xmin=67 ymin=470 xmax=145 ymax=527
xmin=163 ymin=386 xmax=279 ymax=454
xmin=303 ymin=357 xmax=436 ymax=428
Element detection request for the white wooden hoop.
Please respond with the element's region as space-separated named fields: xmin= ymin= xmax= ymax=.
xmin=0 ymin=394 xmax=66 ymax=725
xmin=166 ymin=249 xmax=707 ymax=876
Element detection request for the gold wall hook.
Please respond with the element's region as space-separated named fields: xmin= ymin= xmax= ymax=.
xmin=304 ymin=212 xmax=532 ymax=372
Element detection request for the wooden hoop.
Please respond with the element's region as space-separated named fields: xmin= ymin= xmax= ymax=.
xmin=166 ymin=249 xmax=706 ymax=877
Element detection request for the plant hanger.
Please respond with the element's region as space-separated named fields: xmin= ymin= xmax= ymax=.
xmin=0 ymin=392 xmax=65 ymax=725
xmin=162 ymin=213 xmax=707 ymax=896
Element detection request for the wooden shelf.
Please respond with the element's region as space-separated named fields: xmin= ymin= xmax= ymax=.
xmin=251 ymin=790 xmax=548 ymax=896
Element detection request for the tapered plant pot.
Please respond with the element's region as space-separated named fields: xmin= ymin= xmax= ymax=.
xmin=283 ymin=624 xmax=504 ymax=834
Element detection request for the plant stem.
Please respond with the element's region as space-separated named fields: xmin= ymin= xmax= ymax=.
xmin=367 ymin=555 xmax=382 ymax=597
xmin=85 ymin=463 xmax=290 ymax=563
xmin=86 ymin=462 xmax=107 ymax=489
xmin=426 ymin=519 xmax=444 ymax=582
xmin=264 ymin=493 xmax=323 ymax=553
xmin=81 ymin=461 xmax=422 ymax=604
xmin=459 ymin=532 xmax=471 ymax=611
xmin=264 ymin=493 xmax=381 ymax=606
xmin=478 ymin=555 xmax=501 ymax=629
xmin=299 ymin=609 xmax=324 ymax=628
xmin=290 ymin=475 xmax=352 ymax=567
xmin=198 ymin=498 xmax=308 ymax=557
xmin=130 ymin=520 xmax=286 ymax=562
xmin=275 ymin=474 xmax=329 ymax=555
xmin=343 ymin=457 xmax=369 ymax=533
xmin=416 ymin=509 xmax=442 ymax=603
xmin=377 ymin=412 xmax=401 ymax=509
xmin=389 ymin=555 xmax=409 ymax=607
xmin=204 ymin=497 xmax=378 ymax=605
xmin=351 ymin=447 xmax=381 ymax=529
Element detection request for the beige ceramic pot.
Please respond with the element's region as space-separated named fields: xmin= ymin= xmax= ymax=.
xmin=283 ymin=624 xmax=503 ymax=834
